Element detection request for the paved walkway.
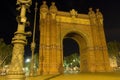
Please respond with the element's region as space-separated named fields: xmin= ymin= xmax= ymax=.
xmin=1 ymin=73 xmax=120 ymax=80
xmin=29 ymin=72 xmax=120 ymax=80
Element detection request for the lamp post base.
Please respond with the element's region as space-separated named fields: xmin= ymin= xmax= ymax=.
xmin=7 ymin=72 xmax=25 ymax=80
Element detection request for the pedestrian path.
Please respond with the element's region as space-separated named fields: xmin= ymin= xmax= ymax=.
xmin=29 ymin=72 xmax=120 ymax=80
xmin=1 ymin=73 xmax=120 ymax=80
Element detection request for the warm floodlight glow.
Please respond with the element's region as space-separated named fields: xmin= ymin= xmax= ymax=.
xmin=25 ymin=58 xmax=30 ymax=63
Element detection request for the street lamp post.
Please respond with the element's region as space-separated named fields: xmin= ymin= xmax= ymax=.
xmin=29 ymin=2 xmax=38 ymax=76
xmin=7 ymin=0 xmax=32 ymax=80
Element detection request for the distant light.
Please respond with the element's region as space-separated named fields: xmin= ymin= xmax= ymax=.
xmin=73 ymin=59 xmax=75 ymax=62
xmin=4 ymin=65 xmax=8 ymax=68
xmin=25 ymin=58 xmax=30 ymax=63
xmin=25 ymin=67 xmax=29 ymax=71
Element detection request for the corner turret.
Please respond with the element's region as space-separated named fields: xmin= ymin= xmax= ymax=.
xmin=96 ymin=9 xmax=103 ymax=24
xmin=50 ymin=2 xmax=57 ymax=13
xmin=49 ymin=2 xmax=57 ymax=19
xmin=40 ymin=1 xmax=48 ymax=19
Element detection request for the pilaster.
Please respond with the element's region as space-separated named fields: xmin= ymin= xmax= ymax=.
xmin=88 ymin=8 xmax=105 ymax=72
xmin=96 ymin=9 xmax=111 ymax=71
xmin=38 ymin=1 xmax=49 ymax=75
xmin=49 ymin=2 xmax=59 ymax=74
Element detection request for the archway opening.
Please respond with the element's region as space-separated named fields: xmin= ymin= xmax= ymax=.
xmin=63 ymin=38 xmax=80 ymax=73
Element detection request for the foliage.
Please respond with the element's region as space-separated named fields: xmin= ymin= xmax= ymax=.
xmin=107 ymin=41 xmax=120 ymax=57
xmin=64 ymin=53 xmax=80 ymax=68
xmin=34 ymin=53 xmax=39 ymax=69
xmin=107 ymin=41 xmax=120 ymax=66
xmin=24 ymin=53 xmax=39 ymax=72
xmin=0 ymin=38 xmax=13 ymax=66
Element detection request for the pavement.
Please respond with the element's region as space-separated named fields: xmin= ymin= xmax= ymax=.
xmin=1 ymin=72 xmax=120 ymax=80
xmin=28 ymin=72 xmax=120 ymax=80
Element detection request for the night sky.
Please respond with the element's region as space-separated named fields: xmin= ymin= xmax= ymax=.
xmin=0 ymin=0 xmax=120 ymax=56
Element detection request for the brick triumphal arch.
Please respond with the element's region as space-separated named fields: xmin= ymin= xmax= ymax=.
xmin=38 ymin=1 xmax=111 ymax=75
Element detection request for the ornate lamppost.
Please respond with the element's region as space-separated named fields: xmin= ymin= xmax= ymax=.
xmin=7 ymin=0 xmax=32 ymax=80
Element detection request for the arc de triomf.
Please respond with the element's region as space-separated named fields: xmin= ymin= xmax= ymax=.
xmin=38 ymin=1 xmax=111 ymax=75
